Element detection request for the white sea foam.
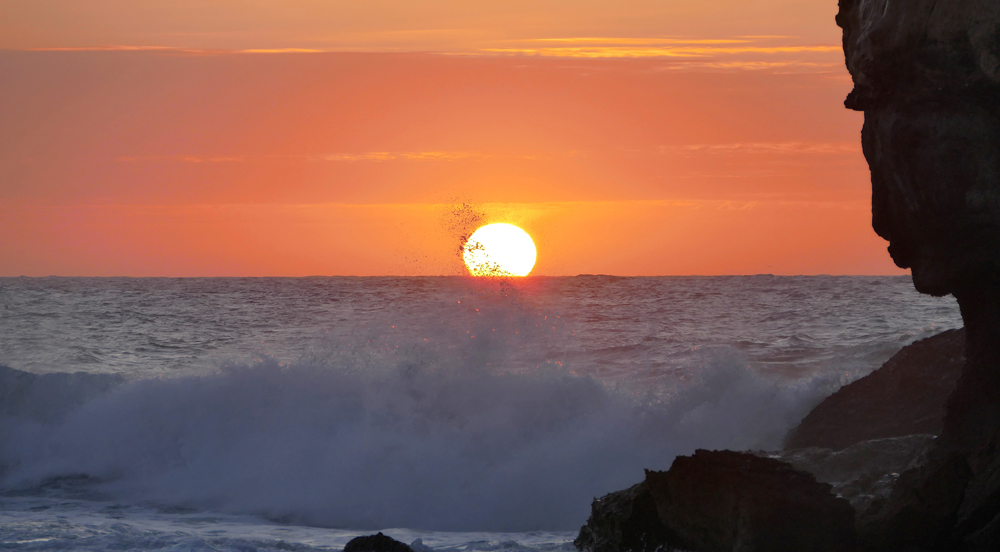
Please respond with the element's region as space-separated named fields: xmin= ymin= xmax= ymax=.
xmin=1 ymin=343 xmax=835 ymax=531
xmin=0 ymin=275 xmax=963 ymax=543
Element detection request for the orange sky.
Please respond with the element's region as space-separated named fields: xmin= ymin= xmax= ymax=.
xmin=0 ymin=1 xmax=902 ymax=276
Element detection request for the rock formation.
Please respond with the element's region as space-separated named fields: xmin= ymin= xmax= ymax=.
xmin=574 ymin=330 xmax=971 ymax=552
xmin=343 ymin=533 xmax=414 ymax=552
xmin=576 ymin=451 xmax=858 ymax=552
xmin=644 ymin=451 xmax=858 ymax=552
xmin=785 ymin=329 xmax=965 ymax=451
xmin=574 ymin=482 xmax=679 ymax=552
xmin=838 ymin=0 xmax=1000 ymax=549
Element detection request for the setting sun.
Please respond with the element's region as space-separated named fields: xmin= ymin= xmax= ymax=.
xmin=463 ymin=223 xmax=537 ymax=277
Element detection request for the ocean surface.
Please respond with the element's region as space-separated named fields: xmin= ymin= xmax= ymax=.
xmin=0 ymin=276 xmax=962 ymax=551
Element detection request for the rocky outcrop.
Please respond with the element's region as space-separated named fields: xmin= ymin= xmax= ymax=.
xmin=574 ymin=482 xmax=679 ymax=552
xmin=576 ymin=451 xmax=858 ymax=552
xmin=343 ymin=533 xmax=414 ymax=552
xmin=839 ymin=0 xmax=1000 ymax=549
xmin=644 ymin=450 xmax=857 ymax=552
xmin=776 ymin=434 xmax=936 ymax=515
xmin=838 ymin=0 xmax=1000 ymax=297
xmin=785 ymin=329 xmax=965 ymax=451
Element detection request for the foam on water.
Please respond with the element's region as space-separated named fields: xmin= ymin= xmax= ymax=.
xmin=0 ymin=340 xmax=835 ymax=531
xmin=0 ymin=276 xmax=963 ymax=548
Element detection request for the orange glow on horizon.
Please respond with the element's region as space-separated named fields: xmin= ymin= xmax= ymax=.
xmin=0 ymin=3 xmax=899 ymax=277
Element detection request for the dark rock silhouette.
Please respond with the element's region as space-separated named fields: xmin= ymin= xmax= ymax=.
xmin=785 ymin=329 xmax=965 ymax=451
xmin=838 ymin=0 xmax=1000 ymax=549
xmin=574 ymin=482 xmax=679 ymax=552
xmin=343 ymin=533 xmax=414 ymax=552
xmin=574 ymin=329 xmax=966 ymax=551
xmin=644 ymin=450 xmax=857 ymax=552
xmin=576 ymin=451 xmax=857 ymax=552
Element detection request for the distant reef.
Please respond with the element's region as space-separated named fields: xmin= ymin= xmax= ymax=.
xmin=578 ymin=1 xmax=1000 ymax=548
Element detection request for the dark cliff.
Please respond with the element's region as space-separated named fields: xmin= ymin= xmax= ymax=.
xmin=840 ymin=1 xmax=1000 ymax=550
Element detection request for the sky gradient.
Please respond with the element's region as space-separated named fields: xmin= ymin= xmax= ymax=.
xmin=0 ymin=1 xmax=901 ymax=276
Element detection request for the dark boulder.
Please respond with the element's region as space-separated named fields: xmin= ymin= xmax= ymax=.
xmin=645 ymin=450 xmax=857 ymax=552
xmin=344 ymin=533 xmax=414 ymax=552
xmin=574 ymin=481 xmax=679 ymax=552
xmin=785 ymin=329 xmax=965 ymax=451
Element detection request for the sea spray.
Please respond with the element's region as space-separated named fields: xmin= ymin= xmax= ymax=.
xmin=0 ymin=275 xmax=963 ymax=536
xmin=1 ymin=348 xmax=835 ymax=530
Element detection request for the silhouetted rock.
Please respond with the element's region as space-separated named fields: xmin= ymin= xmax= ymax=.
xmin=785 ymin=329 xmax=965 ymax=451
xmin=839 ymin=0 xmax=1000 ymax=549
xmin=574 ymin=482 xmax=678 ymax=552
xmin=344 ymin=533 xmax=414 ymax=552
xmin=644 ymin=450 xmax=857 ymax=552
xmin=839 ymin=0 xmax=1000 ymax=297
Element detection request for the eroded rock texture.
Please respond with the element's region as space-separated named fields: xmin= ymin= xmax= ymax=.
xmin=839 ymin=0 xmax=1000 ymax=549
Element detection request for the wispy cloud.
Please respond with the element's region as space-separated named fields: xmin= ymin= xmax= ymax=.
xmin=14 ymin=36 xmax=843 ymax=72
xmin=481 ymin=45 xmax=840 ymax=59
xmin=473 ymin=36 xmax=842 ymax=71
xmin=22 ymin=45 xmax=324 ymax=55
xmin=660 ymin=142 xmax=861 ymax=155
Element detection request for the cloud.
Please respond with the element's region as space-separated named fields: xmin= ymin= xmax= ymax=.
xmin=659 ymin=142 xmax=861 ymax=155
xmin=22 ymin=46 xmax=324 ymax=55
xmin=481 ymin=45 xmax=840 ymax=59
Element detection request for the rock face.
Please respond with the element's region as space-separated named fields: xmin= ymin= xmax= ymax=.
xmin=574 ymin=482 xmax=679 ymax=552
xmin=839 ymin=0 xmax=1000 ymax=549
xmin=785 ymin=329 xmax=965 ymax=451
xmin=343 ymin=533 xmax=414 ymax=552
xmin=839 ymin=0 xmax=1000 ymax=297
xmin=645 ymin=450 xmax=858 ymax=552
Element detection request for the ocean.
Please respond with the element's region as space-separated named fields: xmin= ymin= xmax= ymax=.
xmin=0 ymin=276 xmax=962 ymax=551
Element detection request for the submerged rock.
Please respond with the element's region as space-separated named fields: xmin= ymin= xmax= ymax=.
xmin=785 ymin=329 xmax=965 ymax=451
xmin=574 ymin=481 xmax=678 ymax=552
xmin=344 ymin=533 xmax=414 ymax=552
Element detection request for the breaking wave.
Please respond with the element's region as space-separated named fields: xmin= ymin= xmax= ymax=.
xmin=0 ymin=345 xmax=835 ymax=532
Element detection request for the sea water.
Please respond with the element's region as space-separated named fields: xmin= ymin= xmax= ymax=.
xmin=0 ymin=276 xmax=962 ymax=551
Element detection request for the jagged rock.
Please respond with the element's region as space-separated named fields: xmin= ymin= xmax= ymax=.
xmin=643 ymin=450 xmax=857 ymax=552
xmin=343 ymin=533 xmax=414 ymax=552
xmin=785 ymin=329 xmax=965 ymax=451
xmin=574 ymin=481 xmax=679 ymax=552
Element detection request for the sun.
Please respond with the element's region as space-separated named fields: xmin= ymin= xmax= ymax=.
xmin=463 ymin=223 xmax=537 ymax=277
